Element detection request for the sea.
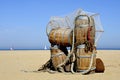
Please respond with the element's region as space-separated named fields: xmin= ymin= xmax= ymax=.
xmin=0 ymin=48 xmax=120 ymax=50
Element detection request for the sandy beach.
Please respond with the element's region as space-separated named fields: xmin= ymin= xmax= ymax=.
xmin=0 ymin=50 xmax=120 ymax=80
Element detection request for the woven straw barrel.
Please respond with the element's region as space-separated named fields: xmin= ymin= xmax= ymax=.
xmin=49 ymin=28 xmax=72 ymax=46
xmin=75 ymin=27 xmax=88 ymax=45
xmin=50 ymin=45 xmax=67 ymax=70
xmin=76 ymin=44 xmax=96 ymax=71
xmin=75 ymin=15 xmax=95 ymax=46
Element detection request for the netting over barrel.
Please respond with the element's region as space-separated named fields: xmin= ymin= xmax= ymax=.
xmin=39 ymin=8 xmax=105 ymax=74
xmin=46 ymin=9 xmax=104 ymax=45
xmin=46 ymin=17 xmax=71 ymax=36
xmin=92 ymin=14 xmax=104 ymax=45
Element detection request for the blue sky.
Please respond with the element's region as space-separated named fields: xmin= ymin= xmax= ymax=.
xmin=0 ymin=0 xmax=120 ymax=49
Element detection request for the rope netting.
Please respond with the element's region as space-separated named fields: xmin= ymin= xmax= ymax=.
xmin=46 ymin=9 xmax=104 ymax=45
xmin=39 ymin=8 xmax=105 ymax=74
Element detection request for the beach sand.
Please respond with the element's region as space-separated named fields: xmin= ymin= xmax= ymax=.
xmin=0 ymin=50 xmax=120 ymax=80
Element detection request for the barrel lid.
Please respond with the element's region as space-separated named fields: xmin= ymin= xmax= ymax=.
xmin=77 ymin=44 xmax=85 ymax=49
xmin=50 ymin=45 xmax=59 ymax=49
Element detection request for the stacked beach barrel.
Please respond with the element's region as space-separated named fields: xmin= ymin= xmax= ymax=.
xmin=42 ymin=9 xmax=105 ymax=74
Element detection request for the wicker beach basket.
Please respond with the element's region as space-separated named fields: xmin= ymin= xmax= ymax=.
xmin=49 ymin=28 xmax=72 ymax=46
xmin=75 ymin=15 xmax=95 ymax=46
xmin=76 ymin=44 xmax=96 ymax=71
xmin=50 ymin=45 xmax=66 ymax=70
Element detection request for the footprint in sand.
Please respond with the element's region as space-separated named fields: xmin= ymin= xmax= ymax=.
xmin=106 ymin=64 xmax=120 ymax=67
